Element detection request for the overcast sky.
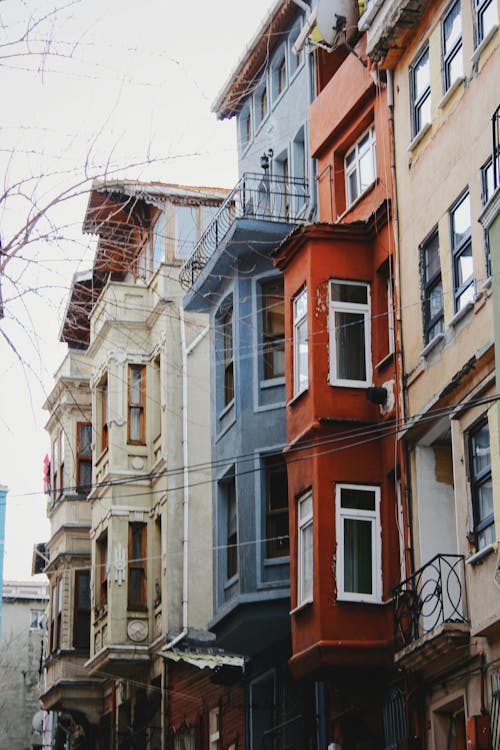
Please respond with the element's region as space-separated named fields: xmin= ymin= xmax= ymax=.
xmin=0 ymin=0 xmax=275 ymax=580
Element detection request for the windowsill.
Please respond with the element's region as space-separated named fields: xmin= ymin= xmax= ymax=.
xmin=466 ymin=542 xmax=497 ymax=566
xmin=337 ymin=179 xmax=377 ymax=222
xmin=336 ymin=595 xmax=382 ymax=605
xmin=329 ymin=379 xmax=371 ymax=389
xmin=449 ymin=300 xmax=474 ymax=328
xmin=471 ymin=24 xmax=499 ymax=64
xmin=260 ymin=376 xmax=285 ymax=389
xmin=407 ymin=121 xmax=431 ymax=153
xmin=264 ymin=554 xmax=289 ymax=567
xmin=375 ymin=351 xmax=395 ymax=371
xmin=420 ymin=332 xmax=445 ymax=358
xmin=290 ymin=599 xmax=313 ymax=616
xmin=438 ymin=75 xmax=465 ymax=109
xmin=288 ymin=387 xmax=308 ymax=408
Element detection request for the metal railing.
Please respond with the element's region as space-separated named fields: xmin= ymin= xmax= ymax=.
xmin=179 ymin=171 xmax=309 ymax=290
xmin=393 ymin=553 xmax=469 ymax=649
xmin=493 ymin=104 xmax=500 ymax=192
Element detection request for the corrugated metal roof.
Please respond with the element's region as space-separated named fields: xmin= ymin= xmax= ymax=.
xmin=160 ymin=649 xmax=244 ymax=670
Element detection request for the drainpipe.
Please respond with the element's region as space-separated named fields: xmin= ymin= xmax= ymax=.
xmin=387 ymin=68 xmax=415 ymax=577
xmin=163 ymin=309 xmax=210 ymax=651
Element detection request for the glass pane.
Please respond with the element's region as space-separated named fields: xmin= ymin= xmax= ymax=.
xmin=345 ymin=149 xmax=356 ymax=168
xmin=417 ymin=94 xmax=431 ymax=131
xmin=130 ymin=367 xmax=142 ymax=404
xmin=480 ymin=0 xmax=498 ymax=40
xmin=428 ymin=317 xmax=444 ymax=342
xmin=341 ymin=487 xmax=376 ymax=511
xmin=79 ymin=459 xmax=92 ymax=489
xmin=152 ymin=212 xmax=166 ymax=270
xmin=348 ymin=170 xmax=358 ymax=204
xmin=478 ymin=522 xmax=495 ymax=550
xmin=444 ymin=2 xmax=461 ymax=54
xmin=471 ymin=424 xmax=491 ymax=475
xmin=130 ymin=407 xmax=141 ymax=441
xmin=176 ymin=205 xmax=198 ymax=259
xmin=359 ymin=148 xmax=375 ymax=192
xmin=344 ymin=518 xmax=372 ymax=594
xmin=447 ymin=48 xmax=463 ymax=86
xmin=299 ymin=493 xmax=312 ymax=520
xmin=131 ymin=525 xmax=144 ymax=559
xmin=78 ymin=572 xmax=91 ymax=608
xmin=452 ymin=194 xmax=471 ymax=246
xmin=414 ymin=49 xmax=430 ymax=98
xmin=301 ymin=521 xmax=313 ymax=601
xmin=477 ymin=478 xmax=493 ymax=522
xmin=429 ymin=281 xmax=443 ymax=319
xmin=129 ymin=568 xmax=144 ymax=607
xmin=331 ymin=282 xmax=367 ymax=305
xmin=424 ymin=233 xmax=440 ymax=281
xmin=294 ymin=289 xmax=307 ymax=320
xmin=335 ymin=311 xmax=366 ymax=381
xmin=457 ymin=282 xmax=475 ymax=310
xmin=79 ymin=423 xmax=92 ymax=456
xmin=455 ymin=244 xmax=473 ymax=286
xmin=297 ymin=317 xmax=308 ymax=391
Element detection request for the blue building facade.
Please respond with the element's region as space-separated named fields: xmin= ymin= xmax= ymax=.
xmin=181 ymin=2 xmax=319 ymax=745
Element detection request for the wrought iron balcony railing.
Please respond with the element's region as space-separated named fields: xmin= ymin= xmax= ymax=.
xmin=393 ymin=553 xmax=469 ymax=649
xmin=179 ymin=171 xmax=309 ymax=290
xmin=493 ymin=103 xmax=500 ymax=192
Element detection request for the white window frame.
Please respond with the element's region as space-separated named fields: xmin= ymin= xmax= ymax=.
xmin=336 ymin=483 xmax=382 ymax=603
xmin=474 ymin=0 xmax=498 ymax=46
xmin=298 ymin=490 xmax=313 ymax=606
xmin=410 ymin=44 xmax=431 ymax=137
xmin=441 ymin=0 xmax=463 ymax=93
xmin=293 ymin=287 xmax=308 ymax=397
xmin=329 ymin=279 xmax=372 ymax=388
xmin=345 ymin=125 xmax=376 ymax=207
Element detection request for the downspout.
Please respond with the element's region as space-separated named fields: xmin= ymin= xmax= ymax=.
xmin=387 ymin=68 xmax=415 ymax=577
xmin=163 ymin=311 xmax=210 ymax=651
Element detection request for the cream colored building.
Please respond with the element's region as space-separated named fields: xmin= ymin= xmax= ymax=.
xmin=361 ymin=0 xmax=500 ymax=747
xmin=41 ymin=180 xmax=226 ymax=747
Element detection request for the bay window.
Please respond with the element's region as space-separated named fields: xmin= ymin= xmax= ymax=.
xmin=336 ymin=484 xmax=381 ymax=602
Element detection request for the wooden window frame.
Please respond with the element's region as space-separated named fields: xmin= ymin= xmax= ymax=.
xmin=128 ymin=364 xmax=146 ymax=445
xmin=76 ymin=421 xmax=92 ymax=493
xmin=73 ymin=569 xmax=91 ymax=650
xmin=264 ymin=455 xmax=289 ymax=559
xmin=128 ymin=522 xmax=147 ymax=610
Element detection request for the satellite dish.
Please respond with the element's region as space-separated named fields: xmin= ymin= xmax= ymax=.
xmin=316 ymin=0 xmax=357 ymax=47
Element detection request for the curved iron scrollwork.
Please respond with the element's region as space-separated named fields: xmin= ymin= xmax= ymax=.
xmin=393 ymin=553 xmax=468 ymax=648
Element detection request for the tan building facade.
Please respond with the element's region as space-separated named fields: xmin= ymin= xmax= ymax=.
xmin=362 ymin=0 xmax=500 ymax=746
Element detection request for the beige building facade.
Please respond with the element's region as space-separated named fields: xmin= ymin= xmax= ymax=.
xmin=41 ymin=181 xmax=226 ymax=747
xmin=362 ymin=0 xmax=500 ymax=746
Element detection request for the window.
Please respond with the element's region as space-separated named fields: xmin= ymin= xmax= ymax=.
xmin=225 ymin=476 xmax=238 ymax=580
xmin=99 ymin=376 xmax=108 ymax=454
xmin=293 ymin=126 xmax=307 ymax=214
xmin=174 ymin=728 xmax=196 ymax=750
xmin=128 ymin=364 xmax=146 ymax=444
xmin=345 ymin=126 xmax=376 ymax=207
xmin=386 ymin=275 xmax=396 ymax=355
xmin=50 ymin=577 xmax=63 ymax=652
xmin=450 ymin=191 xmax=474 ymax=311
xmin=421 ymin=230 xmax=444 ymax=343
xmin=241 ymin=107 xmax=252 ymax=150
xmin=469 ymin=421 xmax=495 ymax=550
xmin=298 ymin=490 xmax=313 ymax=606
xmin=272 ymin=50 xmax=287 ymax=101
xmin=329 ymin=280 xmax=371 ymax=387
xmin=411 ymin=45 xmax=431 ymax=137
xmin=223 ymin=306 xmax=234 ymax=407
xmin=482 ymin=157 xmax=495 ymax=205
xmin=264 ymin=455 xmax=289 ymax=558
xmin=176 ymin=205 xmax=199 ymax=260
xmin=442 ymin=0 xmax=463 ymax=92
xmin=30 ymin=609 xmax=44 ymax=630
xmin=256 ymin=83 xmax=268 ymax=128
xmin=293 ymin=287 xmax=308 ymax=396
xmin=52 ymin=430 xmax=63 ymax=500
xmin=152 ymin=211 xmax=166 ymax=271
xmin=209 ymin=707 xmax=221 ymax=750
xmin=261 ymin=278 xmax=285 ymax=380
xmin=474 ymin=0 xmax=498 ymax=45
xmin=76 ymin=422 xmax=92 ymax=493
xmin=128 ymin=523 xmax=147 ymax=609
xmin=250 ymin=671 xmax=276 ymax=749
xmin=290 ymin=21 xmax=303 ymax=75
xmin=97 ymin=532 xmax=108 ymax=607
xmin=73 ymin=570 xmax=90 ymax=649
xmin=336 ymin=484 xmax=381 ymax=602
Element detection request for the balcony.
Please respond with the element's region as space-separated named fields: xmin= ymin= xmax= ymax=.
xmin=180 ymin=172 xmax=309 ymax=310
xmin=393 ymin=554 xmax=470 ymax=677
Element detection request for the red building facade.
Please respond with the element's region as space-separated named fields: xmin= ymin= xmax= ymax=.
xmin=275 ymin=36 xmax=406 ymax=748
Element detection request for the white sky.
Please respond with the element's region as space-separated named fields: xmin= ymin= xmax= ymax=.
xmin=0 ymin=0 xmax=274 ymax=580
